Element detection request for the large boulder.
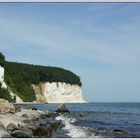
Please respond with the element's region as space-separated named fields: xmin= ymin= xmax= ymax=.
xmin=7 ymin=123 xmax=18 ymax=133
xmin=0 ymin=99 xmax=15 ymax=114
xmin=56 ymin=104 xmax=69 ymax=113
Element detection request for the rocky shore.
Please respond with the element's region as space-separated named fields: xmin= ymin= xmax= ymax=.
xmin=0 ymin=99 xmax=67 ymax=138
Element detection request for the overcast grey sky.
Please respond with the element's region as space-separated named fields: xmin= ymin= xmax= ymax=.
xmin=0 ymin=3 xmax=140 ymax=102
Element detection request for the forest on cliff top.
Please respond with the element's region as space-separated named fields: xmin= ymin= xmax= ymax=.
xmin=0 ymin=52 xmax=82 ymax=102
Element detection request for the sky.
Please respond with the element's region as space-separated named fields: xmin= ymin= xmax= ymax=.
xmin=0 ymin=3 xmax=140 ymax=102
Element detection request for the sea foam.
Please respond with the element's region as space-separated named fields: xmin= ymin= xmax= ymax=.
xmin=55 ymin=115 xmax=93 ymax=138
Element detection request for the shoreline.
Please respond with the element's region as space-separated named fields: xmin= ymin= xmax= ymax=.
xmin=0 ymin=101 xmax=64 ymax=138
xmin=1 ymin=101 xmax=140 ymax=138
xmin=13 ymin=101 xmax=87 ymax=105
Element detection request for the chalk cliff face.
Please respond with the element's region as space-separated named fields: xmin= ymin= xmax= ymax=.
xmin=33 ymin=82 xmax=85 ymax=103
xmin=0 ymin=65 xmax=23 ymax=103
xmin=0 ymin=66 xmax=7 ymax=88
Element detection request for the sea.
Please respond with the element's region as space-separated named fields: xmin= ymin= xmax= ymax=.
xmin=20 ymin=102 xmax=140 ymax=138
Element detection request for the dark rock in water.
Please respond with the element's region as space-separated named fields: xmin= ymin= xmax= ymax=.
xmin=11 ymin=130 xmax=32 ymax=138
xmin=26 ymin=106 xmax=37 ymax=111
xmin=56 ymin=104 xmax=69 ymax=112
xmin=7 ymin=123 xmax=18 ymax=133
xmin=113 ymin=129 xmax=128 ymax=134
xmin=79 ymin=112 xmax=84 ymax=117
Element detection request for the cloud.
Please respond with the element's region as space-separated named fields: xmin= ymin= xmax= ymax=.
xmin=0 ymin=3 xmax=140 ymax=101
xmin=0 ymin=6 xmax=140 ymax=68
xmin=0 ymin=3 xmax=140 ymax=66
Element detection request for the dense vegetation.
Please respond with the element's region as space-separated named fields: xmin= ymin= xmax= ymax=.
xmin=0 ymin=83 xmax=14 ymax=102
xmin=5 ymin=62 xmax=82 ymax=86
xmin=0 ymin=52 xmax=82 ymax=102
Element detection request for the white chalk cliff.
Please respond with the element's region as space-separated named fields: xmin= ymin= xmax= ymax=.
xmin=0 ymin=66 xmax=7 ymax=89
xmin=33 ymin=82 xmax=85 ymax=103
xmin=0 ymin=65 xmax=23 ymax=103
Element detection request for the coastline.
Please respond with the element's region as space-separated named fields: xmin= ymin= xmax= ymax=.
xmin=1 ymin=101 xmax=140 ymax=138
xmin=0 ymin=100 xmax=64 ymax=138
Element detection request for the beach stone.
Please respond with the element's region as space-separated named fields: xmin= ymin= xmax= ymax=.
xmin=11 ymin=130 xmax=32 ymax=138
xmin=30 ymin=126 xmax=40 ymax=136
xmin=7 ymin=123 xmax=18 ymax=133
xmin=0 ymin=99 xmax=15 ymax=114
xmin=113 ymin=129 xmax=128 ymax=134
xmin=31 ymin=124 xmax=54 ymax=137
xmin=56 ymin=104 xmax=69 ymax=112
xmin=22 ymin=114 xmax=28 ymax=118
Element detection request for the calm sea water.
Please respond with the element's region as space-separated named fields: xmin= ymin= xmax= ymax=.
xmin=20 ymin=102 xmax=140 ymax=138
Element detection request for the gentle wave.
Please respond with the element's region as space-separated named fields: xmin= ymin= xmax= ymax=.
xmin=55 ymin=115 xmax=98 ymax=138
